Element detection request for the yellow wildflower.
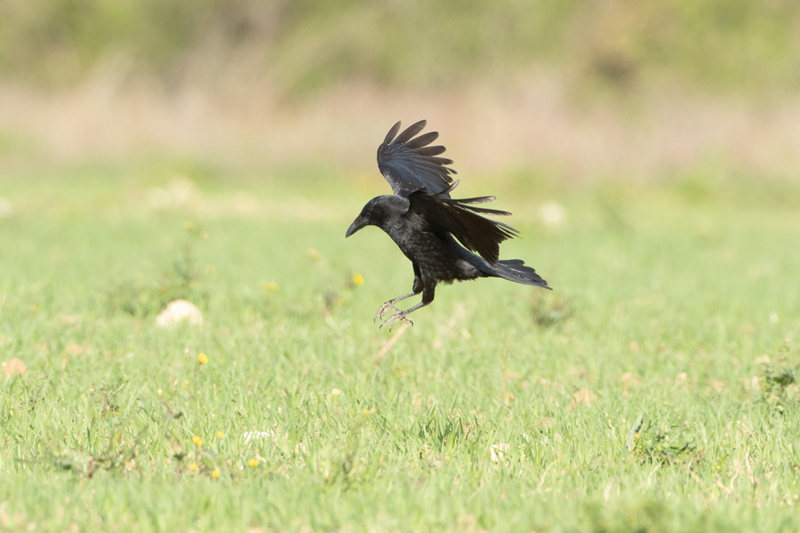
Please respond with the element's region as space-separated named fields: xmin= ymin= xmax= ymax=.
xmin=249 ymin=459 xmax=259 ymax=467
xmin=308 ymin=248 xmax=320 ymax=261
xmin=212 ymin=469 xmax=220 ymax=479
xmin=216 ymin=431 xmax=224 ymax=438
xmin=331 ymin=388 xmax=341 ymax=398
xmin=192 ymin=435 xmax=203 ymax=447
xmin=263 ymin=281 xmax=278 ymax=291
xmin=198 ymin=353 xmax=208 ymax=365
xmin=352 ymin=274 xmax=364 ymax=286
xmin=189 ymin=462 xmax=198 ymax=472
xmin=184 ymin=221 xmax=194 ymax=230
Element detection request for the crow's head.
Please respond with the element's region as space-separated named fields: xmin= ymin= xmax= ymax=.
xmin=346 ymin=195 xmax=408 ymax=237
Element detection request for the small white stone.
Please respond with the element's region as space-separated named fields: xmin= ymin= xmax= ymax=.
xmin=155 ymin=299 xmax=203 ymax=328
xmin=538 ymin=201 xmax=567 ymax=229
xmin=0 ymin=198 xmax=13 ymax=219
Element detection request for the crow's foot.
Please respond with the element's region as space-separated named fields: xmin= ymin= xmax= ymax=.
xmin=373 ymin=300 xmax=400 ymax=322
xmin=379 ymin=311 xmax=414 ymax=331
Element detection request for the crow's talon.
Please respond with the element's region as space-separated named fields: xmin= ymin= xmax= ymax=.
xmin=379 ymin=312 xmax=413 ymax=331
xmin=373 ymin=301 xmax=400 ymax=322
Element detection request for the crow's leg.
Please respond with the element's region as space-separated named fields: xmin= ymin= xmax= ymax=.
xmin=379 ymin=279 xmax=435 ymax=331
xmin=374 ymin=265 xmax=423 ymax=321
xmin=373 ymin=291 xmax=416 ymax=322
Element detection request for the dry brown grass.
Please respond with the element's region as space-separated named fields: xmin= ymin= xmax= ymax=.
xmin=2 ymin=61 xmax=799 ymax=180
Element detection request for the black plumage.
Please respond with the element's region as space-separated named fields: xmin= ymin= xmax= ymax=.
xmin=346 ymin=120 xmax=551 ymax=329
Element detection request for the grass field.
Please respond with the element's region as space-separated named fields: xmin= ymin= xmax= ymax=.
xmin=1 ymin=162 xmax=799 ymax=531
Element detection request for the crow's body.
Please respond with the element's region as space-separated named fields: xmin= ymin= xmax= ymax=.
xmin=347 ymin=120 xmax=550 ymax=329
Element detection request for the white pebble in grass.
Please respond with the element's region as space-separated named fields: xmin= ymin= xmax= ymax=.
xmin=538 ymin=201 xmax=567 ymax=229
xmin=0 ymin=198 xmax=13 ymax=219
xmin=155 ymin=299 xmax=203 ymax=328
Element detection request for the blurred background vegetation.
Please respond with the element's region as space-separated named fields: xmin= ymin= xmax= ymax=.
xmin=3 ymin=0 xmax=799 ymax=94
xmin=1 ymin=0 xmax=799 ymax=179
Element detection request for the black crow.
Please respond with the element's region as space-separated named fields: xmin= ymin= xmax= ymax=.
xmin=346 ymin=120 xmax=551 ymax=329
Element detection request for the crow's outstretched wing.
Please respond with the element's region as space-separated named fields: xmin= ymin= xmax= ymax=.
xmin=377 ymin=120 xmax=456 ymax=198
xmin=408 ymin=184 xmax=518 ymax=265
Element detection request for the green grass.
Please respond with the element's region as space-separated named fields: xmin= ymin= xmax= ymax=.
xmin=1 ymin=164 xmax=799 ymax=531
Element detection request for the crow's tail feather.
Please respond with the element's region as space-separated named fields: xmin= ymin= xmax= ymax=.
xmin=487 ymin=259 xmax=551 ymax=289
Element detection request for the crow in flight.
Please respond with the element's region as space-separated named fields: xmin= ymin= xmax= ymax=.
xmin=346 ymin=120 xmax=551 ymax=329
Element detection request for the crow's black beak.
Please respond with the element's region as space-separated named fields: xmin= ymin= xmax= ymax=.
xmin=345 ymin=216 xmax=367 ymax=238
